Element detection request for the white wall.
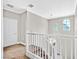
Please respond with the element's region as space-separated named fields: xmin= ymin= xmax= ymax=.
xmin=3 ymin=9 xmax=21 ymax=20
xmin=26 ymin=12 xmax=48 ymax=34
xmin=19 ymin=11 xmax=27 ymax=43
xmin=17 ymin=11 xmax=48 ymax=43
xmin=3 ymin=17 xmax=17 ymax=47
xmin=3 ymin=9 xmax=27 ymax=44
xmin=3 ymin=10 xmax=48 ymax=44
xmin=3 ymin=9 xmax=21 ymax=44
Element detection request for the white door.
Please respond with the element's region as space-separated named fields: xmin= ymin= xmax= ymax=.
xmin=3 ymin=17 xmax=17 ymax=47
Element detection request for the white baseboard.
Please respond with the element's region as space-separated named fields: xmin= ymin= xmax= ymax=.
xmin=4 ymin=43 xmax=17 ymax=47
xmin=17 ymin=42 xmax=26 ymax=46
xmin=4 ymin=42 xmax=26 ymax=48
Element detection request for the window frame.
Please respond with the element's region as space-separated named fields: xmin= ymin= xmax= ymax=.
xmin=63 ymin=18 xmax=70 ymax=31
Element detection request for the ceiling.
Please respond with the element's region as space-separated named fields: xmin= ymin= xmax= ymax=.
xmin=3 ymin=0 xmax=76 ymax=19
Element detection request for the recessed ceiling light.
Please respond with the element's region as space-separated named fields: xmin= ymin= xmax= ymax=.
xmin=28 ymin=4 xmax=34 ymax=8
xmin=6 ymin=4 xmax=14 ymax=8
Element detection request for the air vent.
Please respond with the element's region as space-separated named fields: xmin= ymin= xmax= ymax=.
xmin=7 ymin=4 xmax=14 ymax=8
xmin=28 ymin=4 xmax=34 ymax=8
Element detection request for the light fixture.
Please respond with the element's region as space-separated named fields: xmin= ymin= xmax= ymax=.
xmin=6 ymin=4 xmax=14 ymax=8
xmin=28 ymin=4 xmax=34 ymax=8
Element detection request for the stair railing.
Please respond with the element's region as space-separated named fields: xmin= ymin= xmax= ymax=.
xmin=26 ymin=33 xmax=52 ymax=59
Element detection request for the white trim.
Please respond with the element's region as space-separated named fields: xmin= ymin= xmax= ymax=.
xmin=17 ymin=42 xmax=26 ymax=46
xmin=4 ymin=43 xmax=17 ymax=47
xmin=4 ymin=42 xmax=25 ymax=47
xmin=49 ymin=34 xmax=77 ymax=38
xmin=26 ymin=50 xmax=43 ymax=59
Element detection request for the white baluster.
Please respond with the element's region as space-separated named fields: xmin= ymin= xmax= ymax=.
xmin=40 ymin=35 xmax=42 ymax=57
xmin=26 ymin=34 xmax=29 ymax=52
xmin=32 ymin=34 xmax=34 ymax=53
xmin=35 ymin=34 xmax=36 ymax=54
xmin=36 ymin=34 xmax=38 ymax=55
xmin=30 ymin=34 xmax=32 ymax=52
xmin=33 ymin=34 xmax=35 ymax=54
xmin=37 ymin=34 xmax=39 ymax=56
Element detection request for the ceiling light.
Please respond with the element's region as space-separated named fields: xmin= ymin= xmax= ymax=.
xmin=7 ymin=4 xmax=14 ymax=8
xmin=28 ymin=4 xmax=34 ymax=8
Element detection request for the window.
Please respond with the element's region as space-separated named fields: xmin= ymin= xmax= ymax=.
xmin=63 ymin=18 xmax=70 ymax=31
